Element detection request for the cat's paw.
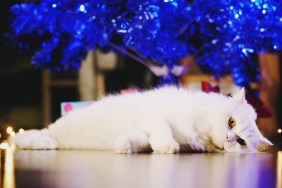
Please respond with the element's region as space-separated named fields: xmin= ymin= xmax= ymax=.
xmin=114 ymin=131 xmax=150 ymax=154
xmin=16 ymin=134 xmax=57 ymax=150
xmin=150 ymin=138 xmax=179 ymax=154
xmin=114 ymin=136 xmax=132 ymax=154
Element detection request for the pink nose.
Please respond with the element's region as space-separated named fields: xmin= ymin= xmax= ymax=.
xmin=226 ymin=132 xmax=236 ymax=142
xmin=226 ymin=135 xmax=233 ymax=142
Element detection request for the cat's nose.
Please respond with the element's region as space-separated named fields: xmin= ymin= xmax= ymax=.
xmin=226 ymin=136 xmax=232 ymax=142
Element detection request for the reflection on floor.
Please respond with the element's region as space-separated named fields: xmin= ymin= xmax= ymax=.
xmin=1 ymin=146 xmax=281 ymax=188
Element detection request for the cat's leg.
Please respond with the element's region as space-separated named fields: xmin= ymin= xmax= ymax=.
xmin=146 ymin=120 xmax=179 ymax=154
xmin=13 ymin=129 xmax=58 ymax=150
xmin=114 ymin=131 xmax=151 ymax=154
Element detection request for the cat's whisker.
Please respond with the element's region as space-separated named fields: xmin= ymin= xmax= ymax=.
xmin=254 ymin=107 xmax=265 ymax=111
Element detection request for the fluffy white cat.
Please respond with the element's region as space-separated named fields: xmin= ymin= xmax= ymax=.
xmin=14 ymin=86 xmax=272 ymax=153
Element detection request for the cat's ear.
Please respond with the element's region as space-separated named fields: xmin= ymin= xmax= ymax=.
xmin=256 ymin=136 xmax=273 ymax=152
xmin=233 ymin=88 xmax=246 ymax=103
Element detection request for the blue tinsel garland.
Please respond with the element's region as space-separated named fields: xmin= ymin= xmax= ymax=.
xmin=9 ymin=0 xmax=282 ymax=86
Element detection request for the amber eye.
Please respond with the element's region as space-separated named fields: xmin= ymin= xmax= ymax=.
xmin=228 ymin=117 xmax=236 ymax=128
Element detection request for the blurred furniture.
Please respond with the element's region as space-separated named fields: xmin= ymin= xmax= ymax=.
xmin=42 ymin=50 xmax=117 ymax=126
xmin=42 ymin=70 xmax=78 ymax=126
xmin=257 ymin=53 xmax=280 ymax=138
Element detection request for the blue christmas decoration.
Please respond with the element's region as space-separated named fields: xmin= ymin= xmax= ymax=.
xmin=8 ymin=0 xmax=282 ymax=86
xmin=191 ymin=0 xmax=282 ymax=85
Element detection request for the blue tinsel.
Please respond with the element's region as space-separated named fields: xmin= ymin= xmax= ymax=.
xmin=9 ymin=0 xmax=282 ymax=86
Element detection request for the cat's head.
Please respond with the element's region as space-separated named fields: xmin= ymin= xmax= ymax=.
xmin=207 ymin=88 xmax=273 ymax=152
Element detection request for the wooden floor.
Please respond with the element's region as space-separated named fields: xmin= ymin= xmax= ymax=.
xmin=1 ymin=146 xmax=282 ymax=188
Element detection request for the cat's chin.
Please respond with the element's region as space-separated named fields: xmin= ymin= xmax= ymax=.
xmin=223 ymin=141 xmax=238 ymax=152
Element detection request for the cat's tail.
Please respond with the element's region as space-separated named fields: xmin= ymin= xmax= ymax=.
xmin=11 ymin=128 xmax=58 ymax=150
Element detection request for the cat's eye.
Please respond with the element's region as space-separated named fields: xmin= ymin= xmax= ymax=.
xmin=228 ymin=117 xmax=236 ymax=128
xmin=237 ymin=137 xmax=247 ymax=146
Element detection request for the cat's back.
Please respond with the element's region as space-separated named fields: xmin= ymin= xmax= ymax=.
xmin=101 ymin=86 xmax=207 ymax=105
xmin=140 ymin=86 xmax=207 ymax=104
xmin=100 ymin=86 xmax=195 ymax=104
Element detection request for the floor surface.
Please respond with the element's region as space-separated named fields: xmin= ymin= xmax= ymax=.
xmin=1 ymin=146 xmax=282 ymax=188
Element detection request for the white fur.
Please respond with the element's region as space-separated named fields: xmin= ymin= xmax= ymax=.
xmin=14 ymin=86 xmax=272 ymax=153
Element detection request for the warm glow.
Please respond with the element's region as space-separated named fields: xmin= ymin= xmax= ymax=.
xmin=3 ymin=148 xmax=15 ymax=188
xmin=6 ymin=126 xmax=16 ymax=137
xmin=0 ymin=142 xmax=15 ymax=150
xmin=0 ymin=142 xmax=10 ymax=150
xmin=10 ymin=131 xmax=16 ymax=137
xmin=6 ymin=126 xmax=13 ymax=134
xmin=278 ymin=129 xmax=282 ymax=134
xmin=277 ymin=151 xmax=282 ymax=188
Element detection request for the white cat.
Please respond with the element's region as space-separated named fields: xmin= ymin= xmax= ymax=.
xmin=14 ymin=86 xmax=272 ymax=153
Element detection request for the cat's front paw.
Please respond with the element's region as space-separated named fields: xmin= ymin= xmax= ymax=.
xmin=16 ymin=136 xmax=58 ymax=150
xmin=150 ymin=138 xmax=179 ymax=154
xmin=114 ymin=136 xmax=133 ymax=154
